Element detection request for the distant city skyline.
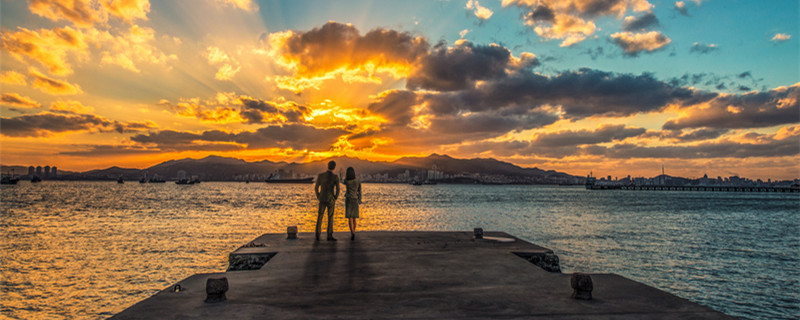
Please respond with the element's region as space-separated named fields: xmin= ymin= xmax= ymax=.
xmin=1 ymin=0 xmax=798 ymax=180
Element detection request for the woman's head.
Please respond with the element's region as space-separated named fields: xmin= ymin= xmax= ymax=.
xmin=346 ymin=167 xmax=356 ymax=180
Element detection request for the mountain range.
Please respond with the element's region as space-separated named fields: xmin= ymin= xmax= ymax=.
xmin=1 ymin=154 xmax=582 ymax=184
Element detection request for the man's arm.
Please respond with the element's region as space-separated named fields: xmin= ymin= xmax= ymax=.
xmin=333 ymin=177 xmax=340 ymax=199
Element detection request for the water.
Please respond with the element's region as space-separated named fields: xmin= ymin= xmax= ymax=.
xmin=1 ymin=181 xmax=798 ymax=319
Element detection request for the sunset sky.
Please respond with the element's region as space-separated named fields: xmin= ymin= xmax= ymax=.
xmin=1 ymin=0 xmax=798 ymax=180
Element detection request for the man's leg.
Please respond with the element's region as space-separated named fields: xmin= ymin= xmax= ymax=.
xmin=315 ymin=201 xmax=326 ymax=240
xmin=326 ymin=202 xmax=336 ymax=240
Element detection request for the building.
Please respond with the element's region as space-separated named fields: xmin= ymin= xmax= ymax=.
xmin=35 ymin=166 xmax=42 ymax=177
xmin=44 ymin=166 xmax=51 ymax=178
xmin=51 ymin=167 xmax=57 ymax=177
xmin=28 ymin=166 xmax=34 ymax=176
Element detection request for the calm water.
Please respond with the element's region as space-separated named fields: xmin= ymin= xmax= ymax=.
xmin=1 ymin=181 xmax=798 ymax=319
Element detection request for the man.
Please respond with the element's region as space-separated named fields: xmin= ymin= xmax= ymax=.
xmin=314 ymin=160 xmax=340 ymax=241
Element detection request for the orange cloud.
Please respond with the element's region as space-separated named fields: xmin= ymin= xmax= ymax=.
xmin=102 ymin=0 xmax=151 ymax=23
xmin=1 ymin=93 xmax=42 ymax=109
xmin=27 ymin=0 xmax=98 ymax=27
xmin=466 ymin=0 xmax=494 ymax=20
xmin=215 ymin=0 xmax=259 ymax=11
xmin=94 ymin=25 xmax=177 ymax=72
xmin=29 ymin=68 xmax=83 ymax=95
xmin=0 ymin=26 xmax=89 ymax=76
xmin=610 ymin=31 xmax=671 ymax=55
xmin=503 ymin=0 xmax=653 ymax=46
xmin=267 ymin=22 xmax=428 ymax=92
xmin=0 ymin=71 xmax=27 ymax=85
xmin=50 ymin=100 xmax=95 ymax=113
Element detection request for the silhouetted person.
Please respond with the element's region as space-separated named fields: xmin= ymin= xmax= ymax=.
xmin=344 ymin=167 xmax=362 ymax=240
xmin=315 ymin=161 xmax=340 ymax=241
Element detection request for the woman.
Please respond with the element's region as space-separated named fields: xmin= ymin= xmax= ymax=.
xmin=343 ymin=167 xmax=362 ymax=240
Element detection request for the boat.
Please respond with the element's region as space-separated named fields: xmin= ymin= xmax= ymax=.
xmin=176 ymin=177 xmax=200 ymax=185
xmin=1 ymin=175 xmax=19 ymax=185
xmin=265 ymin=173 xmax=313 ymax=183
xmin=118 ymin=176 xmax=124 ymax=184
xmin=31 ymin=176 xmax=42 ymax=183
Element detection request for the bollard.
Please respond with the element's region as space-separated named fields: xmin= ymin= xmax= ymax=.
xmin=473 ymin=228 xmax=483 ymax=239
xmin=570 ymin=273 xmax=593 ymax=300
xmin=287 ymin=226 xmax=298 ymax=239
xmin=205 ymin=277 xmax=228 ymax=303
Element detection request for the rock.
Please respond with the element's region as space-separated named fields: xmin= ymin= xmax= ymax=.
xmin=570 ymin=273 xmax=593 ymax=300
xmin=227 ymin=252 xmax=275 ymax=271
xmin=205 ymin=277 xmax=228 ymax=303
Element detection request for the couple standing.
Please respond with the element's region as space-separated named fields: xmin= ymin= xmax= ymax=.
xmin=314 ymin=161 xmax=361 ymax=241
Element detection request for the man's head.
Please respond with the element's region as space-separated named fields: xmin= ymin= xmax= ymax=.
xmin=327 ymin=161 xmax=336 ymax=170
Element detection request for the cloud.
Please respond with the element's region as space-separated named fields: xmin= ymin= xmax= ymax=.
xmin=50 ymin=100 xmax=95 ymax=113
xmin=95 ymin=25 xmax=177 ymax=73
xmin=689 ymin=42 xmax=718 ymax=54
xmin=367 ymin=90 xmax=419 ymax=126
xmin=643 ymin=128 xmax=730 ymax=142
xmin=532 ymin=124 xmax=646 ymax=147
xmin=407 ymin=42 xmax=536 ymax=91
xmin=102 ymin=0 xmax=150 ymax=22
xmin=0 ymin=71 xmax=27 ymax=85
xmin=423 ymin=68 xmax=708 ymax=120
xmin=215 ymin=0 xmax=259 ymax=11
xmin=59 ymin=144 xmax=161 ymax=156
xmin=129 ymin=124 xmax=348 ymax=151
xmin=622 ymin=13 xmax=660 ymax=31
xmin=503 ymin=0 xmax=654 ymax=46
xmin=674 ymin=1 xmax=689 ymax=16
xmin=610 ymin=31 xmax=671 ymax=56
xmin=0 ymin=26 xmax=89 ymax=76
xmin=1 ymin=93 xmax=42 ymax=109
xmin=771 ymin=33 xmax=791 ymax=43
xmin=205 ymin=46 xmax=240 ymax=81
xmin=664 ymin=84 xmax=800 ymax=130
xmin=27 ymin=0 xmax=98 ymax=27
xmin=266 ymin=22 xmax=429 ymax=92
xmin=466 ymin=0 xmax=494 ymax=20
xmin=0 ymin=112 xmax=155 ymax=137
xmin=456 ymin=127 xmax=798 ymax=159
xmin=161 ymin=93 xmax=312 ymax=125
xmin=29 ymin=68 xmax=83 ymax=95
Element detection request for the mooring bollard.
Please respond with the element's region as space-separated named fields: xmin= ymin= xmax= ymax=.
xmin=287 ymin=226 xmax=298 ymax=239
xmin=474 ymin=228 xmax=483 ymax=239
xmin=205 ymin=277 xmax=228 ymax=303
xmin=570 ymin=273 xmax=593 ymax=300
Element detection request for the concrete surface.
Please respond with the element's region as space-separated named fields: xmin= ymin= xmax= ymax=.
xmin=112 ymin=231 xmax=735 ymax=319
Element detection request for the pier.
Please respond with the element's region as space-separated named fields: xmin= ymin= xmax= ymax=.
xmin=588 ymin=185 xmax=799 ymax=192
xmin=112 ymin=231 xmax=732 ymax=319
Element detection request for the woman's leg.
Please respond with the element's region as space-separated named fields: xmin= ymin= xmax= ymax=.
xmin=348 ymin=217 xmax=355 ymax=234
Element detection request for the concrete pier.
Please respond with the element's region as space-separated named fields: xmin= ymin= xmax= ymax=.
xmin=112 ymin=231 xmax=734 ymax=319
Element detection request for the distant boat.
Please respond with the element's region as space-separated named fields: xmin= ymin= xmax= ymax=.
xmin=1 ymin=175 xmax=19 ymax=185
xmin=118 ymin=176 xmax=124 ymax=184
xmin=176 ymin=177 xmax=200 ymax=185
xmin=31 ymin=176 xmax=42 ymax=183
xmin=265 ymin=173 xmax=313 ymax=183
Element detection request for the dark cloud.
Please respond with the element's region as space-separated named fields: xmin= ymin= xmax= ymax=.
xmin=367 ymin=90 xmax=418 ymax=126
xmin=532 ymin=125 xmax=646 ymax=147
xmin=528 ymin=5 xmax=555 ymax=22
xmin=0 ymin=112 xmax=154 ymax=137
xmin=622 ymin=13 xmax=660 ymax=31
xmin=738 ymin=85 xmax=751 ymax=92
xmin=428 ymin=107 xmax=559 ymax=135
xmin=1 ymin=93 xmax=41 ymax=109
xmin=423 ymin=68 xmax=712 ymax=120
xmin=583 ymin=46 xmax=605 ymax=60
xmin=59 ymin=145 xmax=161 ymax=156
xmin=644 ymin=128 xmax=730 ymax=142
xmin=455 ymin=129 xmax=798 ymax=159
xmin=407 ymin=41 xmax=533 ymax=91
xmin=674 ymin=1 xmax=690 ymax=16
xmin=663 ymin=85 xmax=799 ymax=130
xmin=689 ymin=42 xmax=719 ymax=54
xmin=130 ymin=124 xmax=348 ymax=151
xmin=737 ymin=71 xmax=752 ymax=79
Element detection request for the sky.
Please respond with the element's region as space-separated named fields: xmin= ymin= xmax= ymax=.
xmin=0 ymin=0 xmax=798 ymax=180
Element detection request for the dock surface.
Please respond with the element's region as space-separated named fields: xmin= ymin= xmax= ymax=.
xmin=113 ymin=231 xmax=733 ymax=319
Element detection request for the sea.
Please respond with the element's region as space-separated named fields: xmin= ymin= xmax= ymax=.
xmin=1 ymin=181 xmax=798 ymax=319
